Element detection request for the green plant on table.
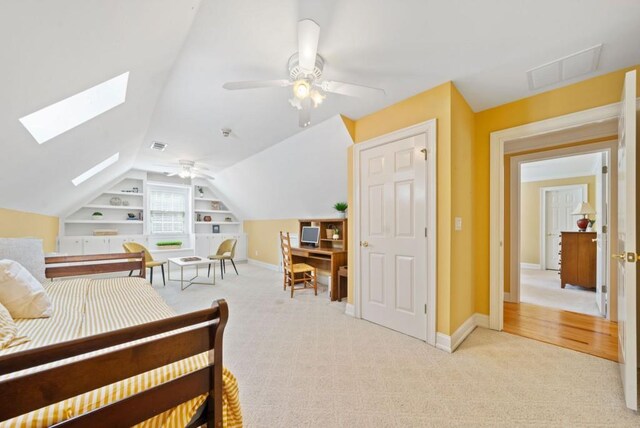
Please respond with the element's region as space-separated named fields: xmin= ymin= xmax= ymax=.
xmin=333 ymin=202 xmax=348 ymax=212
xmin=156 ymin=241 xmax=183 ymax=247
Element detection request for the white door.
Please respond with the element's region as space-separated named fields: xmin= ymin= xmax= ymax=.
xmin=82 ymin=237 xmax=109 ymax=255
xmin=595 ymin=152 xmax=609 ymax=316
xmin=544 ymin=187 xmax=584 ymax=270
xmin=195 ymin=235 xmax=211 ymax=258
xmin=360 ymin=134 xmax=427 ymax=340
xmin=615 ymin=69 xmax=637 ymax=411
xmin=58 ymin=237 xmax=83 ymax=255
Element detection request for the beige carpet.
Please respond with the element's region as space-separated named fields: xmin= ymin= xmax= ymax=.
xmin=154 ymin=264 xmax=638 ymax=427
xmin=520 ymin=268 xmax=601 ymax=316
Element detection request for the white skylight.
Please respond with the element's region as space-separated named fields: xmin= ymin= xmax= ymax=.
xmin=72 ymin=153 xmax=120 ymax=186
xmin=19 ymin=72 xmax=129 ymax=144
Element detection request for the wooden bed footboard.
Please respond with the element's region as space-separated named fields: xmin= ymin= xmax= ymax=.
xmin=0 ymin=299 xmax=229 ymax=427
xmin=45 ymin=252 xmax=147 ymax=279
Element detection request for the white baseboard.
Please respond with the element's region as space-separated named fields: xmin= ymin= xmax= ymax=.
xmin=435 ymin=312 xmax=488 ymax=353
xmin=473 ymin=313 xmax=490 ymax=328
xmin=520 ymin=262 xmax=541 ymax=270
xmin=504 ymin=292 xmax=511 ymax=302
xmin=345 ymin=303 xmax=355 ymax=317
xmin=247 ymin=259 xmax=280 ymax=272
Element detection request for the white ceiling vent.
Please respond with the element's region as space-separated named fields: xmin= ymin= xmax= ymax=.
xmin=150 ymin=141 xmax=168 ymax=151
xmin=527 ymin=44 xmax=602 ymax=90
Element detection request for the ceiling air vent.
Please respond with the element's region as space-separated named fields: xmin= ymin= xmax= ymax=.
xmin=527 ymin=44 xmax=602 ymax=90
xmin=150 ymin=141 xmax=167 ymax=151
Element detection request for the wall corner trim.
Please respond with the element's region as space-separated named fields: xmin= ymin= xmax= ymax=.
xmin=345 ymin=303 xmax=355 ymax=317
xmin=435 ymin=312 xmax=489 ymax=353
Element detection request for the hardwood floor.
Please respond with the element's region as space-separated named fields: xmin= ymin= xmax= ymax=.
xmin=504 ymin=302 xmax=618 ymax=362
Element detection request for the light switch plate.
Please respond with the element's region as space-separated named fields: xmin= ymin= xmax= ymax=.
xmin=455 ymin=217 xmax=462 ymax=231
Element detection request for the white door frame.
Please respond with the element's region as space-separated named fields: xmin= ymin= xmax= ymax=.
xmin=353 ymin=119 xmax=437 ymax=346
xmin=490 ymin=100 xmax=638 ymax=331
xmin=539 ymin=183 xmax=588 ymax=271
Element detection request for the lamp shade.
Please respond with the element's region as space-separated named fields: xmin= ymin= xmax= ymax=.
xmin=572 ymin=201 xmax=595 ymax=215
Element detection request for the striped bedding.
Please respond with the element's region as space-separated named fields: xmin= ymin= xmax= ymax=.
xmin=0 ymin=277 xmax=242 ymax=428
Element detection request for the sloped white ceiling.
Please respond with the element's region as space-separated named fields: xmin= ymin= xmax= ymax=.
xmin=0 ymin=0 xmax=201 ymax=215
xmin=212 ymin=115 xmax=350 ymax=220
xmin=3 ymin=0 xmax=640 ymax=218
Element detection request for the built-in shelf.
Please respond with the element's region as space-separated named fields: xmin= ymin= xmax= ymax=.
xmin=84 ymin=205 xmax=144 ymax=210
xmin=195 ymin=221 xmax=240 ymax=225
xmin=321 ymin=239 xmax=344 ymax=242
xmin=103 ymin=191 xmax=144 ymax=196
xmin=65 ymin=220 xmax=144 ymax=224
xmin=194 ymin=197 xmax=221 ymax=202
xmin=194 ymin=209 xmax=232 ymax=214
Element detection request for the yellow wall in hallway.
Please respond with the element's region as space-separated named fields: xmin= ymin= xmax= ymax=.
xmin=243 ymin=219 xmax=299 ymax=266
xmin=0 ymin=208 xmax=59 ymax=252
xmin=473 ymin=65 xmax=640 ymax=314
xmin=520 ymin=175 xmax=596 ymax=265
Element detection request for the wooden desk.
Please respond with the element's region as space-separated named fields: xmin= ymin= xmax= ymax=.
xmin=291 ymin=246 xmax=347 ymax=301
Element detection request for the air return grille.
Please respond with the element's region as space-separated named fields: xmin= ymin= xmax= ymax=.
xmin=150 ymin=141 xmax=167 ymax=151
xmin=527 ymin=44 xmax=602 ymax=90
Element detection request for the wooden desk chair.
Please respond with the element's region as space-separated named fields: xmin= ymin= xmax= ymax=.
xmin=123 ymin=242 xmax=166 ymax=286
xmin=279 ymin=231 xmax=317 ymax=298
xmin=207 ymin=239 xmax=238 ymax=279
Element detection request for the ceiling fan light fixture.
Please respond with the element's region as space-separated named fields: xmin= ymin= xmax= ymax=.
xmin=293 ymin=79 xmax=310 ymax=99
xmin=310 ymin=89 xmax=325 ymax=107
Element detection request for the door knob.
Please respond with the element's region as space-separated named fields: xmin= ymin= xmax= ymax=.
xmin=361 ymin=241 xmax=369 ymax=247
xmin=612 ymin=253 xmax=626 ymax=260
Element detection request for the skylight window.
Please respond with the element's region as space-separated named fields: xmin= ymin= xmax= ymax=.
xmin=19 ymin=72 xmax=129 ymax=144
xmin=72 ymin=153 xmax=120 ymax=186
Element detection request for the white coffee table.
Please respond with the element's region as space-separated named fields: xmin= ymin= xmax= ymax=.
xmin=167 ymin=256 xmax=216 ymax=290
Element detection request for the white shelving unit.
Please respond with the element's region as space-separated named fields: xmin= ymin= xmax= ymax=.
xmin=62 ymin=176 xmax=145 ymax=237
xmin=193 ymin=184 xmax=246 ymax=260
xmin=58 ymin=175 xmax=247 ymax=261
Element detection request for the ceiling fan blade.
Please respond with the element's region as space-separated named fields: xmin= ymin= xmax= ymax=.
xmin=195 ymin=172 xmax=216 ymax=180
xmin=192 ymin=165 xmax=210 ymax=172
xmin=222 ymin=80 xmax=292 ymax=90
xmin=298 ymin=19 xmax=320 ymax=74
xmin=299 ymin=98 xmax=312 ymax=128
xmin=320 ymin=80 xmax=385 ymax=98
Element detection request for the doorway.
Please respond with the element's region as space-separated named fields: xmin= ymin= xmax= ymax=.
xmin=516 ymin=152 xmax=609 ymax=318
xmin=353 ymin=119 xmax=437 ymax=346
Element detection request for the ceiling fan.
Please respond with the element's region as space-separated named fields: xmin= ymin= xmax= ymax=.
xmin=222 ymin=19 xmax=385 ymax=128
xmin=156 ymin=160 xmax=215 ymax=180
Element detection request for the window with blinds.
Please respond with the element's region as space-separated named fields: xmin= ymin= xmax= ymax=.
xmin=149 ymin=189 xmax=187 ymax=234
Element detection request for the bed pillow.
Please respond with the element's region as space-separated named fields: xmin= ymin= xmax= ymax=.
xmin=0 ymin=238 xmax=46 ymax=283
xmin=0 ymin=301 xmax=27 ymax=349
xmin=0 ymin=259 xmax=53 ymax=319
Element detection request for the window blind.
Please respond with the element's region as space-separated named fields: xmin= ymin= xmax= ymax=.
xmin=149 ymin=189 xmax=186 ymax=234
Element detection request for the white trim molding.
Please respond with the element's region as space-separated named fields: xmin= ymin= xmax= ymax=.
xmin=520 ymin=263 xmax=541 ymax=270
xmin=489 ymin=99 xmax=636 ymax=331
xmin=345 ymin=303 xmax=355 ymax=317
xmin=353 ymin=119 xmax=438 ymax=346
xmin=436 ymin=313 xmax=489 ymax=353
xmin=247 ymin=259 xmax=280 ymax=271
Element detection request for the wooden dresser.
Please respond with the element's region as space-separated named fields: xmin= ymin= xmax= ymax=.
xmin=559 ymin=231 xmax=596 ymax=289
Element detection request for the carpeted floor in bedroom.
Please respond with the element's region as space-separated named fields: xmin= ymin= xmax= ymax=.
xmin=154 ymin=263 xmax=638 ymax=427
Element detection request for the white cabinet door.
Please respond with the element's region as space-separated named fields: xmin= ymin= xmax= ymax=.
xmin=108 ymin=236 xmax=130 ymax=253
xmin=210 ymin=235 xmax=225 ymax=255
xmin=59 ymin=237 xmax=83 ymax=255
xmin=234 ymin=234 xmax=247 ymax=261
xmin=83 ymin=237 xmax=110 ymax=255
xmin=195 ymin=235 xmax=211 ymax=258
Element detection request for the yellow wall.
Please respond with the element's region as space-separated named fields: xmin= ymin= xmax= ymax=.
xmin=243 ymin=219 xmax=299 ymax=265
xmin=0 ymin=208 xmax=59 ymax=252
xmin=520 ymin=176 xmax=595 ymax=265
xmin=474 ymin=65 xmax=640 ymax=314
xmin=348 ymin=81 xmax=477 ymax=335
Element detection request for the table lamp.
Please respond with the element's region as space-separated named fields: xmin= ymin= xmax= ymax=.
xmin=572 ymin=201 xmax=595 ymax=231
